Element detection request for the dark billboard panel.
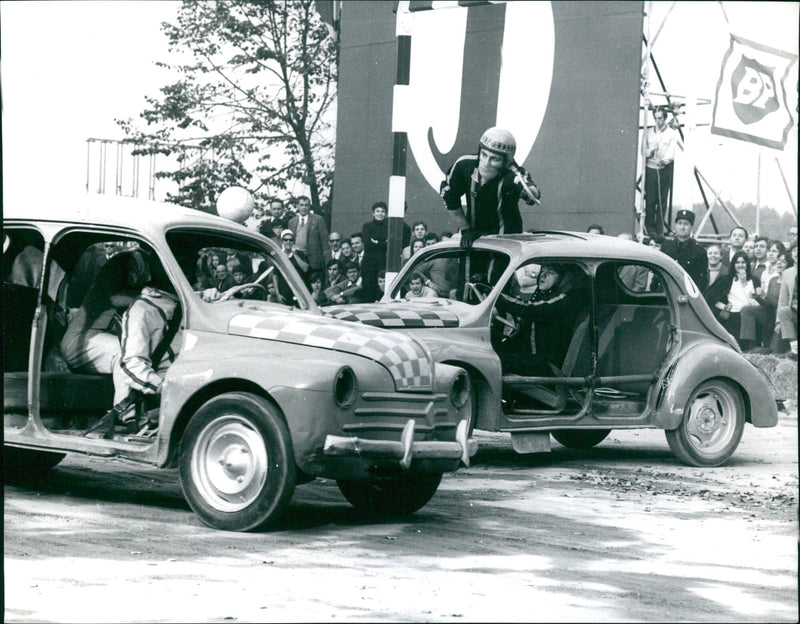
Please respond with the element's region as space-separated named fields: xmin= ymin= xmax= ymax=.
xmin=333 ymin=1 xmax=644 ymax=236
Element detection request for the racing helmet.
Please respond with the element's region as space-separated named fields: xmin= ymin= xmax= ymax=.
xmin=479 ymin=127 xmax=516 ymax=166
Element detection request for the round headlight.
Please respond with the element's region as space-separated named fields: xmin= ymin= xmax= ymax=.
xmin=451 ymin=371 xmax=471 ymax=409
xmin=333 ymin=366 xmax=357 ymax=409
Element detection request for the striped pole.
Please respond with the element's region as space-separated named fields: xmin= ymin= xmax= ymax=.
xmin=385 ymin=1 xmax=414 ymax=292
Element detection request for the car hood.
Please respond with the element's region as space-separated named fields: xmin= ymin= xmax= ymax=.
xmin=323 ymin=302 xmax=462 ymax=329
xmin=227 ymin=308 xmax=433 ymax=391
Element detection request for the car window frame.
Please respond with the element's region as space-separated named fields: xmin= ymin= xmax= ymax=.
xmin=163 ymin=226 xmax=317 ymax=312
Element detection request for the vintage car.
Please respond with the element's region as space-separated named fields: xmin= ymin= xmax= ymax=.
xmin=325 ymin=232 xmax=778 ymax=467
xmin=3 ymin=195 xmax=476 ymax=531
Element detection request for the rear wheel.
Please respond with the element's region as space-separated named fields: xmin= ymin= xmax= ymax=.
xmin=179 ymin=392 xmax=296 ymax=531
xmin=3 ymin=447 xmax=65 ymax=480
xmin=337 ymin=473 xmax=443 ymax=517
xmin=551 ymin=429 xmax=611 ymax=449
xmin=665 ymin=379 xmax=744 ymax=467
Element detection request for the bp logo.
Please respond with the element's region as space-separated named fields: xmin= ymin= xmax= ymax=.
xmin=731 ymin=55 xmax=779 ymax=124
xmin=394 ymin=2 xmax=555 ymax=192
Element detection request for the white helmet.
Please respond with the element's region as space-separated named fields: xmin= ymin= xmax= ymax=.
xmin=479 ymin=127 xmax=516 ymax=165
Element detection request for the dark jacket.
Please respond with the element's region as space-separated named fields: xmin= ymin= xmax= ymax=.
xmin=661 ymin=237 xmax=708 ymax=291
xmin=288 ymin=213 xmax=329 ymax=271
xmin=441 ymin=155 xmax=524 ymax=235
xmin=496 ymin=271 xmax=590 ymax=368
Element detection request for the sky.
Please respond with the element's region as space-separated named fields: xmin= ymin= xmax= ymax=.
xmin=1 ymin=1 xmax=797 ymax=215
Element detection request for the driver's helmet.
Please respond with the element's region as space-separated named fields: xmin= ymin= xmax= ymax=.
xmin=479 ymin=127 xmax=516 ymax=167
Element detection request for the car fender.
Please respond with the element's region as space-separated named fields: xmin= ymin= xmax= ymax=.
xmin=402 ymin=328 xmax=504 ymax=430
xmin=156 ymin=331 xmax=396 ymax=467
xmin=655 ymin=343 xmax=778 ymax=430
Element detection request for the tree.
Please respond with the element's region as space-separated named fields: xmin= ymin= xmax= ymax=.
xmin=117 ymin=0 xmax=337 ymax=217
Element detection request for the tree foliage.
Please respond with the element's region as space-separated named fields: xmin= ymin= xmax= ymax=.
xmin=117 ymin=0 xmax=337 ymax=216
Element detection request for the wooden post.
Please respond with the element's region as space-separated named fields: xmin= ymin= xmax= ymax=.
xmin=638 ymin=1 xmax=652 ymax=239
xmin=774 ymin=157 xmax=798 ymax=217
xmin=386 ymin=1 xmax=414 ymax=293
xmin=755 ymin=150 xmax=761 ymax=236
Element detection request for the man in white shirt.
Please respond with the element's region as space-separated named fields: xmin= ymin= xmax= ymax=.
xmin=644 ymin=106 xmax=678 ymax=237
xmin=706 ymin=244 xmax=726 ymax=288
xmin=751 ymin=236 xmax=769 ymax=286
xmin=350 ymin=233 xmax=365 ymax=266
xmin=327 ymin=232 xmax=343 ymax=261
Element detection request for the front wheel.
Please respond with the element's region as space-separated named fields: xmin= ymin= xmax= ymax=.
xmin=551 ymin=429 xmax=611 ymax=449
xmin=179 ymin=392 xmax=296 ymax=531
xmin=337 ymin=473 xmax=443 ymax=517
xmin=665 ymin=379 xmax=745 ymax=467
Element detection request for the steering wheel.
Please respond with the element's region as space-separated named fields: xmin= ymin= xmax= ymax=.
xmin=216 ymin=282 xmax=269 ymax=302
xmin=465 ymin=281 xmax=492 ymax=303
xmin=465 ymin=281 xmax=518 ymax=335
xmin=214 ymin=265 xmax=275 ymax=303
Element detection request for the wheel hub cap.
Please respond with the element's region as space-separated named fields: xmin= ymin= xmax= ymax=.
xmin=686 ymin=392 xmax=733 ymax=453
xmin=192 ymin=416 xmax=269 ymax=512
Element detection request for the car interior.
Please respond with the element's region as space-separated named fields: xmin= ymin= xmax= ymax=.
xmin=393 ymin=249 xmax=510 ymax=303
xmin=493 ymin=258 xmax=673 ymax=418
xmin=4 ymin=229 xmax=175 ymax=437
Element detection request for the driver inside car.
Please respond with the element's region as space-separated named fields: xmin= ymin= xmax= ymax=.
xmin=494 ymin=263 xmax=589 ymax=382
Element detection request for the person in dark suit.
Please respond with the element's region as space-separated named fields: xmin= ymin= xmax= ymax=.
xmin=288 ymin=196 xmax=329 ymax=272
xmin=661 ymin=210 xmax=708 ymax=291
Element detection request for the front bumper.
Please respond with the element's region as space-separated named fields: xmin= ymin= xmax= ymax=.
xmin=323 ymin=418 xmax=477 ymax=469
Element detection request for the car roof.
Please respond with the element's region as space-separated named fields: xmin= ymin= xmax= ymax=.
xmin=444 ymin=232 xmax=676 ymax=265
xmin=3 ymin=193 xmax=253 ymax=236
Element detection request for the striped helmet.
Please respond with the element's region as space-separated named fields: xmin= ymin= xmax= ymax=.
xmin=479 ymin=127 xmax=516 ymax=165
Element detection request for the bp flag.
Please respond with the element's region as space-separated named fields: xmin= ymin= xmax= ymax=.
xmin=711 ymin=34 xmax=797 ymax=150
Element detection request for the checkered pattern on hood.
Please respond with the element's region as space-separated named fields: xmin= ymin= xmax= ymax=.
xmin=324 ymin=305 xmax=460 ymax=329
xmin=228 ymin=313 xmax=432 ymax=390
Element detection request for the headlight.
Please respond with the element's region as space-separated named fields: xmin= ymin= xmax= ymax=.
xmin=333 ymin=366 xmax=357 ymax=409
xmin=451 ymin=371 xmax=471 ymax=408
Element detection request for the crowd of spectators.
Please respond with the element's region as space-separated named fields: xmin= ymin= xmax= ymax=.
xmin=240 ymin=196 xmax=458 ymax=305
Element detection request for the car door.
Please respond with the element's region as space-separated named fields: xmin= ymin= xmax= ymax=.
xmin=3 ymin=225 xmax=48 ymax=428
xmin=495 ymin=259 xmax=595 ymax=430
xmin=589 ymin=259 xmax=675 ymax=422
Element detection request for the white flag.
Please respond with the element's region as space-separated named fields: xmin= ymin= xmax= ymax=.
xmin=711 ymin=34 xmax=797 ymax=150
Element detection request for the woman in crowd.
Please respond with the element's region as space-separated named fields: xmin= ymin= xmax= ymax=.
xmin=360 ymin=201 xmax=389 ymax=303
xmin=705 ymin=251 xmax=758 ymax=342
xmin=740 ymin=248 xmax=789 ymax=351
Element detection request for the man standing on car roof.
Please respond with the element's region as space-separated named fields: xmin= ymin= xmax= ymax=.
xmin=661 ymin=209 xmax=708 ymax=291
xmin=440 ymin=127 xmax=540 ymax=249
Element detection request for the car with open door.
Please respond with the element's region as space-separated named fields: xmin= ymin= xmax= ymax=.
xmin=3 ymin=195 xmax=476 ymax=531
xmin=324 ymin=232 xmax=778 ymax=467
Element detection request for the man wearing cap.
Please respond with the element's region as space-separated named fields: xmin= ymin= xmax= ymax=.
xmin=440 ymin=127 xmax=541 ymax=249
xmin=661 ymin=210 xmax=708 ymax=291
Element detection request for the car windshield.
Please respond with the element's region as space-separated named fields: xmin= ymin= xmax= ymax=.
xmin=166 ymin=229 xmax=307 ymax=307
xmin=393 ymin=247 xmax=510 ymax=305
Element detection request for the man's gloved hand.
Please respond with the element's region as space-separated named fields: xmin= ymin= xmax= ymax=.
xmin=460 ymin=228 xmax=482 ymax=249
xmin=510 ymin=163 xmax=541 ymax=205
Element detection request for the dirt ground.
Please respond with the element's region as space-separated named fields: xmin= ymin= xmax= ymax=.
xmin=4 ymin=410 xmax=798 ymax=623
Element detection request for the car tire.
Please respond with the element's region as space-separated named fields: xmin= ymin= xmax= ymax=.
xmin=337 ymin=473 xmax=443 ymax=517
xmin=179 ymin=392 xmax=296 ymax=531
xmin=551 ymin=429 xmax=611 ymax=449
xmin=665 ymin=379 xmax=745 ymax=467
xmin=3 ymin=447 xmax=65 ymax=480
